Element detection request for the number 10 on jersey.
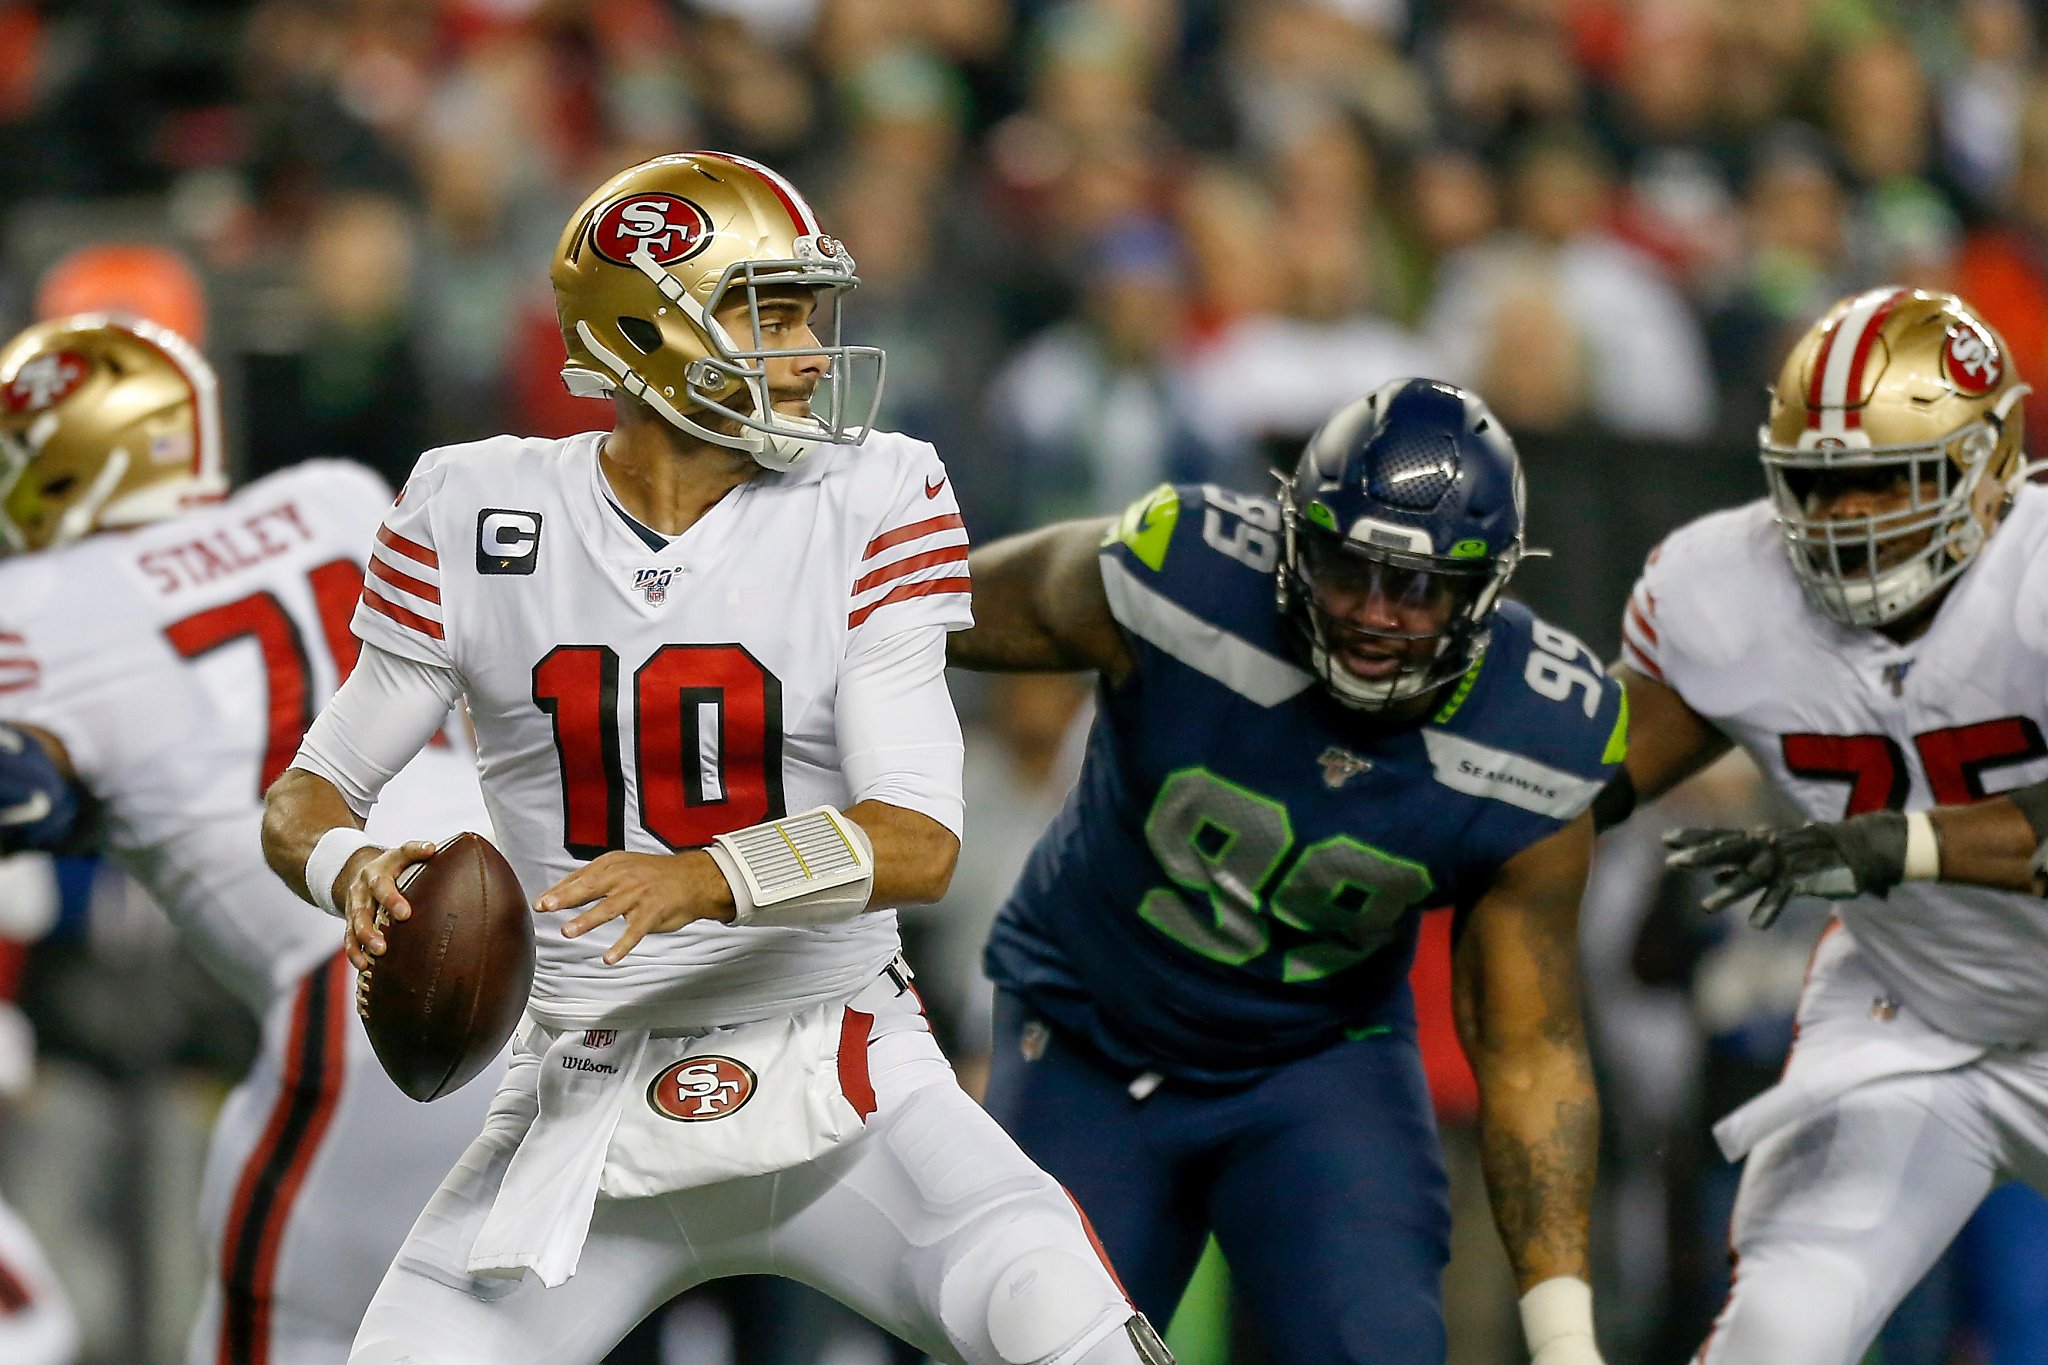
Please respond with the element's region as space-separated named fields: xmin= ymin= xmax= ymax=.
xmin=532 ymin=643 xmax=784 ymax=859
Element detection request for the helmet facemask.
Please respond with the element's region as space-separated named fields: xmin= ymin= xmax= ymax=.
xmin=568 ymin=235 xmax=885 ymax=472
xmin=1760 ymin=384 xmax=2026 ymax=628
xmin=1278 ymin=480 xmax=1518 ymax=710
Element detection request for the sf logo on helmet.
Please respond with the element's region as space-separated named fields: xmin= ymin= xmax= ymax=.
xmin=647 ymin=1055 xmax=756 ymax=1122
xmin=591 ymin=193 xmax=713 ymax=268
xmin=1943 ymin=320 xmax=2003 ymax=397
xmin=3 ymin=351 xmax=90 ymax=414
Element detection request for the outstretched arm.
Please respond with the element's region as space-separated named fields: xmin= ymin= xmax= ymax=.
xmin=1454 ymin=813 xmax=1605 ymax=1364
xmin=1665 ymin=775 xmax=2048 ymax=924
xmin=947 ymin=519 xmax=1133 ymax=681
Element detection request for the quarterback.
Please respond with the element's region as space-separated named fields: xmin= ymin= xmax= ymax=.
xmin=953 ymin=380 xmax=1620 ymax=1365
xmin=0 ymin=314 xmax=496 ymax=1365
xmin=1608 ymin=288 xmax=2048 ymax=1363
xmin=261 ymin=151 xmax=1173 ymax=1365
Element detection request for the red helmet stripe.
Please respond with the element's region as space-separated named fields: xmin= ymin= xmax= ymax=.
xmin=1805 ymin=313 xmax=1841 ymax=427
xmin=1839 ymin=288 xmax=1908 ymax=430
xmin=1807 ymin=288 xmax=1907 ymax=435
xmin=692 ymin=151 xmax=820 ymax=236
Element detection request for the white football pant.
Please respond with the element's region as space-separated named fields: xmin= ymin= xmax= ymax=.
xmin=349 ymin=970 xmax=1154 ymax=1365
xmin=0 ymin=1192 xmax=77 ymax=1365
xmin=1697 ymin=1028 xmax=2048 ymax=1362
xmin=186 ymin=954 xmax=501 ymax=1365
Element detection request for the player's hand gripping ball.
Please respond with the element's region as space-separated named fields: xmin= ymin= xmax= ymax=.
xmin=354 ymin=832 xmax=534 ymax=1101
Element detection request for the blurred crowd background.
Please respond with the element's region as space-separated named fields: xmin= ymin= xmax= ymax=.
xmin=1 ymin=0 xmax=2045 ymax=1361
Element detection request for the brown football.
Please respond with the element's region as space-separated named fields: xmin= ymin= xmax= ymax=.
xmin=359 ymin=831 xmax=534 ymax=1102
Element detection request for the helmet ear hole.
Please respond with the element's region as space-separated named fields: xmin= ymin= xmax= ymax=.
xmin=616 ymin=316 xmax=662 ymax=355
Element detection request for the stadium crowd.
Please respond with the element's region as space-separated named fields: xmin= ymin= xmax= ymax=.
xmin=0 ymin=0 xmax=2045 ymax=1362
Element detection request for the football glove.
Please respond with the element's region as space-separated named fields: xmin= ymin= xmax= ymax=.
xmin=1662 ymin=811 xmax=1907 ymax=929
xmin=0 ymin=723 xmax=80 ymax=856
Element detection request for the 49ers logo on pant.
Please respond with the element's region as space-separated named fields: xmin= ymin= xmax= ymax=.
xmin=648 ymin=1056 xmax=756 ymax=1121
xmin=592 ymin=194 xmax=712 ymax=267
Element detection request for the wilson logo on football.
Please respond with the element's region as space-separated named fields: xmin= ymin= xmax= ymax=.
xmin=1942 ymin=320 xmax=2002 ymax=396
xmin=648 ymin=1056 xmax=756 ymax=1122
xmin=4 ymin=351 xmax=90 ymax=414
xmin=591 ymin=193 xmax=713 ymax=268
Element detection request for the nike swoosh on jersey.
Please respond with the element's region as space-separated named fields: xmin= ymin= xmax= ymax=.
xmin=924 ymin=477 xmax=946 ymax=499
xmin=0 ymin=792 xmax=50 ymax=827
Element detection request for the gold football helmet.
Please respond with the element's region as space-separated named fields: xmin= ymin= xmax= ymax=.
xmin=0 ymin=313 xmax=225 ymax=553
xmin=552 ymin=151 xmax=884 ymax=471
xmin=1762 ymin=287 xmax=2029 ymax=627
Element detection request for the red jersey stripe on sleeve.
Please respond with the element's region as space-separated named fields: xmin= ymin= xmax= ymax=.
xmin=863 ymin=513 xmax=964 ymax=561
xmin=1625 ymin=600 xmax=1658 ymax=647
xmin=366 ymin=553 xmax=442 ymax=606
xmin=852 ymin=544 xmax=969 ymax=596
xmin=360 ymin=585 xmax=446 ymax=641
xmin=376 ymin=524 xmax=438 ymax=571
xmin=1619 ymin=633 xmax=1664 ymax=681
xmin=847 ymin=578 xmax=972 ymax=629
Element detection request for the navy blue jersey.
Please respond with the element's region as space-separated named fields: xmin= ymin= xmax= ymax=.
xmin=985 ymin=484 xmax=1627 ymax=1084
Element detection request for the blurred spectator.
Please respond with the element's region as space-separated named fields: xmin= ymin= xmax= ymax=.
xmin=35 ymin=244 xmax=209 ymax=344
xmin=1427 ymin=130 xmax=1716 ymax=440
xmin=1938 ymin=0 xmax=2035 ymax=214
xmin=1705 ymin=131 xmax=1853 ymax=421
xmin=985 ymin=218 xmax=1238 ymax=526
xmin=1957 ymin=83 xmax=2048 ymax=448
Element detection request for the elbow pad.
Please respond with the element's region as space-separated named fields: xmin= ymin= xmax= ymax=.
xmin=0 ymin=724 xmax=81 ymax=855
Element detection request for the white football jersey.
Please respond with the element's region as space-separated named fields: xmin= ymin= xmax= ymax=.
xmin=350 ymin=428 xmax=974 ymax=1032
xmin=0 ymin=461 xmax=487 ymax=1012
xmin=1624 ymin=485 xmax=2048 ymax=1046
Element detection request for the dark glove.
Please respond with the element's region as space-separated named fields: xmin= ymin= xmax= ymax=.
xmin=1662 ymin=810 xmax=1907 ymax=929
xmin=0 ymin=723 xmax=80 ymax=855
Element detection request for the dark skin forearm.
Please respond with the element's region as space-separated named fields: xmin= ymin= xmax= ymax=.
xmin=947 ymin=519 xmax=1133 ymax=680
xmin=1454 ymin=815 xmax=1601 ymax=1291
xmin=1612 ymin=664 xmax=1729 ymax=808
xmin=1926 ymin=791 xmax=2045 ymax=894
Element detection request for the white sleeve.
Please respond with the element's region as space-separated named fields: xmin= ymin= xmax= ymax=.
xmin=290 ymin=642 xmax=462 ymax=818
xmin=836 ymin=624 xmax=966 ymax=838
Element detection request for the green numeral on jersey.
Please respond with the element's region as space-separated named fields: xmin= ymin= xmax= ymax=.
xmin=1139 ymin=768 xmax=1434 ymax=980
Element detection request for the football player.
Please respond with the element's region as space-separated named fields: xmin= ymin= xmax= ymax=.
xmin=1606 ymin=288 xmax=2048 ymax=1364
xmin=950 ymin=379 xmax=1621 ymax=1365
xmin=260 ymin=151 xmax=1175 ymax=1365
xmin=0 ymin=314 xmax=498 ymax=1364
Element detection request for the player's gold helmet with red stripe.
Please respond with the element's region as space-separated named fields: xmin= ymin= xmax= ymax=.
xmin=552 ymin=151 xmax=884 ymax=471
xmin=0 ymin=313 xmax=225 ymax=553
xmin=1762 ymin=287 xmax=2029 ymax=628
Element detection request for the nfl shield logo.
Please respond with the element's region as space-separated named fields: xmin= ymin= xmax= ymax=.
xmin=633 ymin=567 xmax=673 ymax=605
xmin=1318 ymin=746 xmax=1372 ymax=789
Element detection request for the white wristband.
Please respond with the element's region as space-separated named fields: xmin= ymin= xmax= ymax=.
xmin=1903 ymin=810 xmax=1941 ymax=882
xmin=1520 ymin=1276 xmax=1596 ymax=1360
xmin=305 ymin=827 xmax=380 ymax=918
xmin=708 ymin=806 xmax=875 ymax=928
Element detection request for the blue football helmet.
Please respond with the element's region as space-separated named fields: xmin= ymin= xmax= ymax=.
xmin=1277 ymin=379 xmax=1528 ymax=710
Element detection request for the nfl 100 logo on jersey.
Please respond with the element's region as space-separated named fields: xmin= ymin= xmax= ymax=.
xmin=633 ymin=567 xmax=675 ymax=606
